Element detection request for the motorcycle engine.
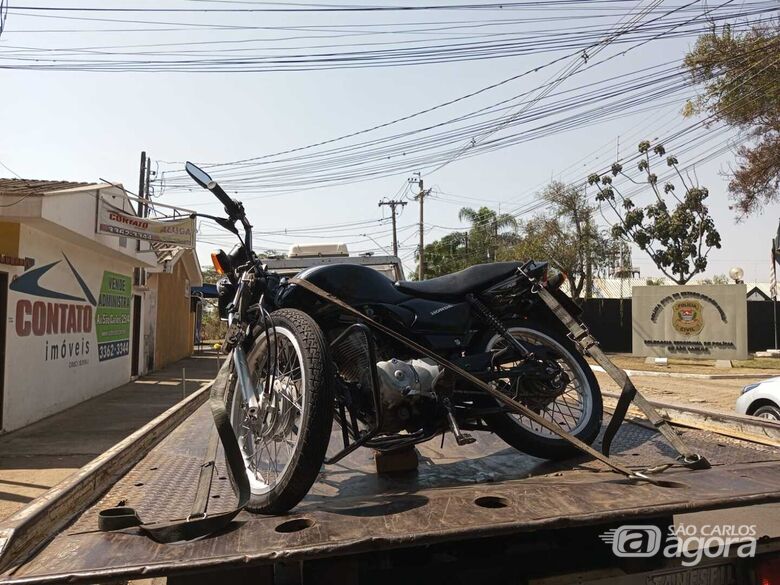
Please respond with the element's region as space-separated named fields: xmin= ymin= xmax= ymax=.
xmin=375 ymin=358 xmax=441 ymax=433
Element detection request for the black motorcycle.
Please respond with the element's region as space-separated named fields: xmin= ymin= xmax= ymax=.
xmin=186 ymin=162 xmax=602 ymax=515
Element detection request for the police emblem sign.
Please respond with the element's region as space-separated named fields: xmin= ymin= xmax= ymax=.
xmin=672 ymin=300 xmax=704 ymax=336
xmin=632 ymin=285 xmax=747 ymax=359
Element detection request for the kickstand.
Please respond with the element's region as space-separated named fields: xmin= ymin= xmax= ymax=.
xmin=443 ymin=398 xmax=476 ymax=446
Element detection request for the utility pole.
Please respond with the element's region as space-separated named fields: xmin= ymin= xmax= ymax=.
xmin=136 ymin=151 xmax=153 ymax=219
xmin=143 ymin=156 xmax=151 ymax=219
xmin=137 ymin=151 xmax=147 ymax=217
xmin=409 ymin=172 xmax=430 ymax=280
xmin=378 ymin=198 xmax=407 ymax=257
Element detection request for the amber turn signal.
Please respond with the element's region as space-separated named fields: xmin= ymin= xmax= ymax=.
xmin=211 ymin=251 xmax=226 ymax=275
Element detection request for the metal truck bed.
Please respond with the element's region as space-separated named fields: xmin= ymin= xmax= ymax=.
xmin=2 ymin=403 xmax=780 ymax=584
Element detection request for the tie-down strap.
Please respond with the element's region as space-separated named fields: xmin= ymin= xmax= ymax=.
xmin=290 ymin=277 xmax=688 ymax=487
xmin=534 ymin=286 xmax=710 ymax=471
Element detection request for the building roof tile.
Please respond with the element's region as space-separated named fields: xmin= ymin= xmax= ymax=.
xmin=0 ymin=178 xmax=95 ymax=197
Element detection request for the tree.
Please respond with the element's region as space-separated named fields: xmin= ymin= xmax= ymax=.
xmin=588 ymin=141 xmax=721 ymax=285
xmin=496 ymin=182 xmax=618 ymax=299
xmin=541 ymin=182 xmax=600 ymax=297
xmin=499 ymin=215 xmax=584 ymax=293
xmin=201 ymin=267 xmax=220 ymax=285
xmin=457 ymin=206 xmax=518 ymax=262
xmin=413 ymin=206 xmax=518 ymax=278
xmin=700 ymin=273 xmax=728 ymax=285
xmin=414 ymin=231 xmax=470 ymax=279
xmin=199 ymin=267 xmax=226 ymax=342
xmin=684 ymin=23 xmax=780 ymax=217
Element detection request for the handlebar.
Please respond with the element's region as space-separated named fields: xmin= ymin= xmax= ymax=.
xmin=185 ymin=160 xmax=252 ymax=252
xmin=208 ymin=181 xmax=241 ymax=219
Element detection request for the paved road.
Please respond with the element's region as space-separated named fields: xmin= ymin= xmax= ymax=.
xmin=0 ymin=351 xmax=221 ymax=521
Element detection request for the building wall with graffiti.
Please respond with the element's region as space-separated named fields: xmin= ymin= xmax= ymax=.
xmin=3 ymin=223 xmax=136 ymax=431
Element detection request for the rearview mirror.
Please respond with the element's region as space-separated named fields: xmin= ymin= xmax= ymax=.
xmin=185 ymin=161 xmax=214 ymax=189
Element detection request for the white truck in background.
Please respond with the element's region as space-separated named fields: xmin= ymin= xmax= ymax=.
xmin=263 ymin=243 xmax=405 ymax=281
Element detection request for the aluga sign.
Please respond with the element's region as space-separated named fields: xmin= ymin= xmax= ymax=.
xmin=97 ymin=197 xmax=196 ymax=247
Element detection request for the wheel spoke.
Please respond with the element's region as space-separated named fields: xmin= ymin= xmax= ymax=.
xmin=489 ymin=328 xmax=593 ymax=438
xmin=231 ymin=325 xmax=307 ymax=496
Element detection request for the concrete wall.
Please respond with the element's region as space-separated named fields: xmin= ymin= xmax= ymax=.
xmin=152 ymin=261 xmax=194 ymax=369
xmin=2 ymin=224 xmax=136 ymax=431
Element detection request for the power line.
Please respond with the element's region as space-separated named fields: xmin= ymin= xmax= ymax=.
xmin=0 ymin=158 xmax=22 ymax=179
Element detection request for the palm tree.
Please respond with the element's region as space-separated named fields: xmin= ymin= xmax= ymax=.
xmin=458 ymin=206 xmax=518 ymax=262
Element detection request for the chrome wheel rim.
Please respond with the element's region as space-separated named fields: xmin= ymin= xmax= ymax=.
xmin=486 ymin=327 xmax=593 ymax=437
xmin=230 ymin=326 xmax=306 ymax=496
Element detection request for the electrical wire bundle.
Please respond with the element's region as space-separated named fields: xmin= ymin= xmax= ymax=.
xmin=4 ymin=1 xmax=775 ymax=264
xmin=0 ymin=1 xmax=774 ymax=72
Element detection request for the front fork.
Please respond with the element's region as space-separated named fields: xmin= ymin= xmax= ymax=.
xmin=223 ymin=271 xmax=269 ymax=423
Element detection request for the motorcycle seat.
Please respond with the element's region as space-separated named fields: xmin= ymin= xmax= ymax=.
xmin=395 ymin=262 xmax=524 ymax=299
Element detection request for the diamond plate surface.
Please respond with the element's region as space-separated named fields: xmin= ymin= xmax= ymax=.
xmin=69 ymin=409 xmax=238 ymax=534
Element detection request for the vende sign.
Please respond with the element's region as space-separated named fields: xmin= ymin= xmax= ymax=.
xmin=632 ymin=284 xmax=748 ymax=360
xmin=97 ymin=197 xmax=195 ymax=246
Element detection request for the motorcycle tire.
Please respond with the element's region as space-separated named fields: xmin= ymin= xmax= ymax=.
xmin=479 ymin=319 xmax=603 ymax=461
xmin=226 ymin=308 xmax=334 ymax=514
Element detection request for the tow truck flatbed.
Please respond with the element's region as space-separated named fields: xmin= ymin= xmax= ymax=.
xmin=1 ymin=392 xmax=780 ymax=584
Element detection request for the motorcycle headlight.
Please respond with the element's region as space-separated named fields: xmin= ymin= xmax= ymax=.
xmin=741 ymin=383 xmax=761 ymax=395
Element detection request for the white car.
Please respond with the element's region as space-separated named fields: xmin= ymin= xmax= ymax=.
xmin=735 ymin=377 xmax=780 ymax=421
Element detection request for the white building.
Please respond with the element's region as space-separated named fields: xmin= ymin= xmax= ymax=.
xmin=0 ymin=179 xmax=162 ymax=432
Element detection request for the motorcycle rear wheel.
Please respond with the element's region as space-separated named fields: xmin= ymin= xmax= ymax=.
xmin=226 ymin=308 xmax=334 ymax=514
xmin=480 ymin=320 xmax=602 ymax=461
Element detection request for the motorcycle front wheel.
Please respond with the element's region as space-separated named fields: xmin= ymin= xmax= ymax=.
xmin=480 ymin=320 xmax=602 ymax=461
xmin=226 ymin=308 xmax=334 ymax=514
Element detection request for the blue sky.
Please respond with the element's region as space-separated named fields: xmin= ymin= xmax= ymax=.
xmin=1 ymin=1 xmax=777 ymax=281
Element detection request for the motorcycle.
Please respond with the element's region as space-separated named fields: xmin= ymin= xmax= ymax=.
xmin=186 ymin=161 xmax=603 ymax=515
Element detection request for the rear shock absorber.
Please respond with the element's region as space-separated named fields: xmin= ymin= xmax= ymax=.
xmin=465 ymin=294 xmax=533 ymax=359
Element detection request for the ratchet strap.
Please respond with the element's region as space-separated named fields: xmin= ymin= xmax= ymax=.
xmin=534 ymin=286 xmax=710 ymax=471
xmin=98 ymin=357 xmax=251 ymax=542
xmin=289 ymin=277 xmax=687 ymax=487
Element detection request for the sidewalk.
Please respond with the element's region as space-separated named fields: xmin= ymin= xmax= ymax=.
xmin=0 ymin=350 xmax=221 ymax=521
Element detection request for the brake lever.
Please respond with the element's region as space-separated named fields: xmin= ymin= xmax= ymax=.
xmin=190 ymin=212 xmax=239 ymax=235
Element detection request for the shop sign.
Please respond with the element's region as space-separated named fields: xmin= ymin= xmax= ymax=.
xmin=95 ymin=272 xmax=131 ymax=361
xmin=9 ymin=252 xmax=131 ymax=368
xmin=0 ymin=254 xmax=34 ymax=269
xmin=97 ymin=197 xmax=195 ymax=246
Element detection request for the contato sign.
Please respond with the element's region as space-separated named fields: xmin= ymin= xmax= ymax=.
xmin=97 ymin=197 xmax=195 ymax=247
xmin=632 ymin=284 xmax=747 ymax=359
xmin=9 ymin=252 xmax=131 ymax=368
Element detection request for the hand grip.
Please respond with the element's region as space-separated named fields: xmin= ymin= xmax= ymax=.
xmin=210 ymin=183 xmax=240 ymax=218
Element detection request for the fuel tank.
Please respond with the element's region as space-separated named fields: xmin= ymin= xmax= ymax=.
xmin=277 ymin=265 xmax=472 ymax=343
xmin=281 ymin=264 xmax=411 ymax=306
